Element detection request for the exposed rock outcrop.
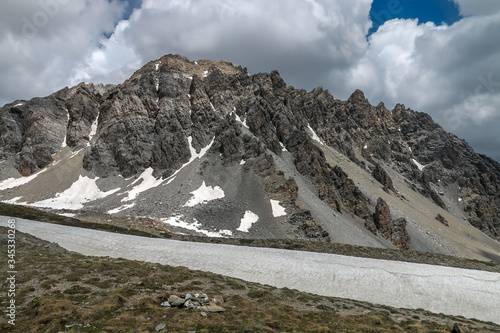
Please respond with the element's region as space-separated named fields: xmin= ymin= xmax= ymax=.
xmin=369 ymin=198 xmax=411 ymax=250
xmin=372 ymin=163 xmax=395 ymax=193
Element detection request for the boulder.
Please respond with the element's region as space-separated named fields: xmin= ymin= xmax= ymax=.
xmin=168 ymin=295 xmax=185 ymax=307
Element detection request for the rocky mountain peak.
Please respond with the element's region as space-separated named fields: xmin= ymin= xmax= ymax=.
xmin=1 ymin=54 xmax=500 ymax=259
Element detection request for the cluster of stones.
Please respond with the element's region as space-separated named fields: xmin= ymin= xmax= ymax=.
xmin=154 ymin=293 xmax=225 ymax=331
xmin=162 ymin=292 xmax=224 ymax=313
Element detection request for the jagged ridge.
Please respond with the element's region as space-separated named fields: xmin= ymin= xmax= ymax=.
xmin=1 ymin=54 xmax=500 ymax=250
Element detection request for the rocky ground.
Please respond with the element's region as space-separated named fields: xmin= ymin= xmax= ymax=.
xmin=1 ymin=227 xmax=499 ymax=333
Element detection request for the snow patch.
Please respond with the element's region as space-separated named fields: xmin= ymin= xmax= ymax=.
xmin=363 ymin=144 xmax=368 ymax=149
xmin=108 ymin=203 xmax=135 ymax=214
xmin=161 ymin=215 xmax=232 ymax=238
xmin=165 ymin=136 xmax=215 ymax=183
xmin=26 ymin=175 xmax=120 ymax=210
xmin=203 ymin=70 xmax=208 ymax=77
xmin=240 ymin=159 xmax=246 ymax=165
xmin=232 ymin=108 xmax=249 ymax=129
xmin=69 ymin=148 xmax=84 ymax=159
xmin=89 ymin=113 xmax=99 ymax=141
xmin=155 ymin=61 xmax=161 ymax=71
xmin=458 ymin=198 xmax=462 ymax=202
xmin=280 ymin=142 xmax=287 ymax=152
xmin=122 ymin=167 xmax=164 ymax=202
xmin=270 ymin=199 xmax=287 ymax=217
xmin=0 ymin=168 xmax=48 ymax=190
xmin=62 ymin=110 xmax=69 ymax=147
xmin=184 ymin=181 xmax=225 ymax=207
xmin=14 ymin=103 xmax=24 ymax=107
xmin=307 ymin=123 xmax=325 ymax=145
xmin=2 ymin=197 xmax=22 ymax=204
xmin=412 ymin=158 xmax=426 ymax=171
xmin=237 ymin=210 xmax=259 ymax=232
xmin=59 ymin=212 xmax=75 ymax=218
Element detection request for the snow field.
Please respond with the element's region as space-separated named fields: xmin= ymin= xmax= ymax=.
xmin=3 ymin=218 xmax=499 ymax=325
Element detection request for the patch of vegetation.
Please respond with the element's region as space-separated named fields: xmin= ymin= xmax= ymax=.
xmin=1 ymin=226 xmax=500 ymax=333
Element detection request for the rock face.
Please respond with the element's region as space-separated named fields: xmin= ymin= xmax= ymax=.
xmin=372 ymin=163 xmax=395 ymax=193
xmin=1 ymin=53 xmax=500 ymax=245
xmin=0 ymin=83 xmax=103 ymax=175
xmin=369 ymin=198 xmax=411 ymax=250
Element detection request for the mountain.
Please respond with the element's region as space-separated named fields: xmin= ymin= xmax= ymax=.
xmin=1 ymin=54 xmax=499 ymax=261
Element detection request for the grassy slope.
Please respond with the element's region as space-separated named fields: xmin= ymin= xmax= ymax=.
xmin=1 ymin=228 xmax=500 ymax=333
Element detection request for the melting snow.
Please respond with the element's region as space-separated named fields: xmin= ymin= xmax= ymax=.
xmin=270 ymin=200 xmax=287 ymax=217
xmin=412 ymin=158 xmax=426 ymax=171
xmin=14 ymin=103 xmax=24 ymax=107
xmin=155 ymin=61 xmax=161 ymax=71
xmin=0 ymin=168 xmax=48 ymax=190
xmin=232 ymin=108 xmax=249 ymax=129
xmin=69 ymin=148 xmax=84 ymax=159
xmin=166 ymin=136 xmax=215 ymax=183
xmin=2 ymin=197 xmax=22 ymax=204
xmin=59 ymin=212 xmax=75 ymax=218
xmin=122 ymin=167 xmax=164 ymax=202
xmin=184 ymin=181 xmax=225 ymax=207
xmin=26 ymin=175 xmax=120 ymax=210
xmin=89 ymin=113 xmax=99 ymax=141
xmin=240 ymin=159 xmax=246 ymax=165
xmin=280 ymin=142 xmax=287 ymax=152
xmin=108 ymin=203 xmax=135 ymax=214
xmin=62 ymin=110 xmax=69 ymax=147
xmin=161 ymin=215 xmax=232 ymax=237
xmin=307 ymin=123 xmax=325 ymax=145
xmin=363 ymin=144 xmax=368 ymax=149
xmin=203 ymin=70 xmax=208 ymax=77
xmin=237 ymin=210 xmax=259 ymax=232
xmin=155 ymin=78 xmax=159 ymax=91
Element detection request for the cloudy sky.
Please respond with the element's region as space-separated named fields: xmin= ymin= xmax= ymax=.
xmin=1 ymin=0 xmax=499 ymax=161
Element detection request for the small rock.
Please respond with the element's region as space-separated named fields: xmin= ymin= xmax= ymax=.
xmin=201 ymin=312 xmax=208 ymax=318
xmin=168 ymin=295 xmax=185 ymax=306
xmin=212 ymin=295 xmax=224 ymax=304
xmin=185 ymin=293 xmax=193 ymax=300
xmin=202 ymin=302 xmax=225 ymax=313
xmin=452 ymin=323 xmax=461 ymax=333
xmin=160 ymin=301 xmax=171 ymax=307
xmin=184 ymin=299 xmax=197 ymax=310
xmin=199 ymin=293 xmax=208 ymax=299
xmin=155 ymin=323 xmax=166 ymax=331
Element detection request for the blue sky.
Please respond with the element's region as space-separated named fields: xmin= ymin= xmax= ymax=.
xmin=1 ymin=0 xmax=500 ymax=162
xmin=369 ymin=0 xmax=462 ymax=34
